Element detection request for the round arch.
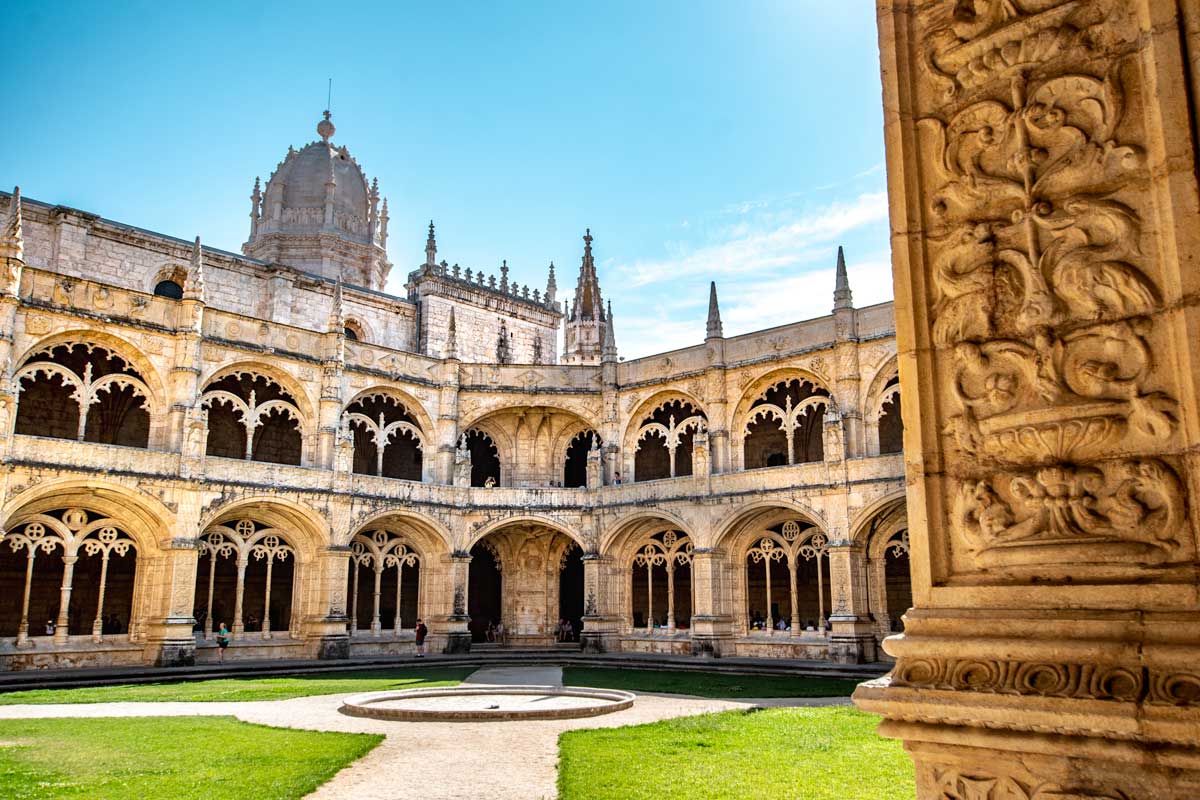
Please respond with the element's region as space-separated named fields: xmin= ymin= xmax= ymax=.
xmin=730 ymin=368 xmax=837 ymax=472
xmin=620 ymin=390 xmax=707 ymax=459
xmin=2 ymin=478 xmax=174 ymax=556
xmin=198 ymin=361 xmax=317 ymax=424
xmin=849 ymin=491 xmax=908 ymax=548
xmin=863 ymin=356 xmax=900 ymax=421
xmin=341 ymin=386 xmax=436 ymax=440
xmin=465 ymin=514 xmax=589 ymax=553
xmin=713 ymin=499 xmax=831 ymax=552
xmin=600 ymin=510 xmax=696 ymax=557
xmin=15 ymin=329 xmax=170 ymax=421
xmin=344 ymin=508 xmax=453 ymax=554
xmin=199 ymin=496 xmax=329 ymax=559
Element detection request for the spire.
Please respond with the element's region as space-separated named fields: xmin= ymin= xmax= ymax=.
xmin=545 ymin=262 xmax=557 ymax=305
xmin=500 ymin=260 xmax=509 ymax=292
xmin=602 ymin=300 xmax=617 ymax=361
xmin=445 ymin=308 xmax=459 ymax=360
xmin=380 ymin=198 xmax=390 ymax=247
xmin=833 ymin=245 xmax=853 ymax=311
xmin=0 ymin=187 xmax=24 ymax=263
xmin=706 ymin=281 xmax=723 ymax=338
xmin=571 ymin=228 xmax=603 ymax=321
xmin=328 ymin=272 xmax=345 ymax=333
xmin=425 ymin=220 xmax=437 ymax=267
xmin=249 ymin=177 xmax=262 ymax=237
xmin=184 ymin=236 xmax=205 ymax=302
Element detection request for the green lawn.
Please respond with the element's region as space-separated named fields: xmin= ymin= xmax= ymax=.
xmin=562 ymin=667 xmax=861 ymax=698
xmin=0 ymin=667 xmax=473 ymax=705
xmin=558 ymin=706 xmax=913 ymax=800
xmin=0 ymin=716 xmax=381 ymax=800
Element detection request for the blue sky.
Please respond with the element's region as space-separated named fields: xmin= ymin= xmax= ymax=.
xmin=4 ymin=1 xmax=891 ymax=359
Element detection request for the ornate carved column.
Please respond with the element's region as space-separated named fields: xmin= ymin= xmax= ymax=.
xmin=826 ymin=541 xmax=877 ymax=664
xmin=580 ymin=552 xmax=620 ymax=653
xmin=689 ymin=547 xmax=735 ymax=657
xmin=857 ymin=1 xmax=1200 ymax=795
xmin=438 ymin=551 xmax=472 ymax=653
xmin=308 ymin=544 xmax=351 ymax=660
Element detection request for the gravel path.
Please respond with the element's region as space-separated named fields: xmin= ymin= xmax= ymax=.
xmin=0 ymin=666 xmax=850 ymax=800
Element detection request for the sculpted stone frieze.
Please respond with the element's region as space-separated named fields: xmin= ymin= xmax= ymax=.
xmin=953 ymin=458 xmax=1186 ymax=566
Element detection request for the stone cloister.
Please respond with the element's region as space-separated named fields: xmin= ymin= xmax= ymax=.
xmin=0 ymin=106 xmax=910 ymax=669
xmin=0 ymin=310 xmax=910 ymax=666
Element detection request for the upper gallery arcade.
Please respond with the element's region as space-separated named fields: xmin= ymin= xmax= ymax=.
xmin=0 ymin=112 xmax=908 ymax=670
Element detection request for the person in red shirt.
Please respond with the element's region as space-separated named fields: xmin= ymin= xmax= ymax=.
xmin=414 ymin=618 xmax=428 ymax=657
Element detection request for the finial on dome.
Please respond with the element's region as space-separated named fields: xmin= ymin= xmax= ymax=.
xmin=317 ymin=109 xmax=335 ymax=143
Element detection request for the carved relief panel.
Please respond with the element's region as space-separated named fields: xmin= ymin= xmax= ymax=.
xmin=909 ymin=0 xmax=1195 ymax=579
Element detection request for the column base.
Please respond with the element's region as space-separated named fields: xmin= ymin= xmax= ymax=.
xmin=152 ymin=639 xmax=196 ymax=667
xmin=580 ymin=631 xmax=618 ymax=654
xmin=827 ymin=634 xmax=877 ymax=663
xmin=690 ymin=634 xmax=735 ymax=658
xmin=315 ymin=634 xmax=350 ymax=660
xmin=892 ymin=718 xmax=1200 ymax=799
xmin=442 ymin=631 xmax=472 ymax=654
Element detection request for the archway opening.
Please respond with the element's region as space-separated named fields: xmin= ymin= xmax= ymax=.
xmin=628 ymin=530 xmax=693 ymax=630
xmin=558 ymin=543 xmax=584 ymax=643
xmin=633 ymin=400 xmax=705 ymax=482
xmin=878 ymin=377 xmax=903 ymax=455
xmin=346 ymin=531 xmax=422 ymax=635
xmin=192 ymin=520 xmax=297 ymax=640
xmin=562 ymin=431 xmax=596 ymax=488
xmin=345 ymin=394 xmax=423 ymax=481
xmin=883 ymin=531 xmax=912 ymax=632
xmin=466 ymin=429 xmax=501 ymax=487
xmin=15 ymin=343 xmax=151 ymax=448
xmin=743 ymin=378 xmax=829 ymax=469
xmin=468 ymin=541 xmax=502 ymax=643
xmin=202 ymin=373 xmax=302 ymax=465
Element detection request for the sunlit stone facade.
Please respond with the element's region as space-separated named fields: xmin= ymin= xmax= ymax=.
xmin=0 ymin=115 xmax=907 ymax=671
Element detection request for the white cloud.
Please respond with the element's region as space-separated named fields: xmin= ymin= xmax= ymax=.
xmin=615 ymin=191 xmax=888 ymax=288
xmin=721 ymin=254 xmax=894 ymax=335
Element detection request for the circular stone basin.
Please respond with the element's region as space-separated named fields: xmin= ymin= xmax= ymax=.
xmin=339 ymin=684 xmax=635 ymax=722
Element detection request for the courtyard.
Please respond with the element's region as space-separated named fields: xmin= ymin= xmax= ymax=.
xmin=0 ymin=663 xmax=911 ymax=800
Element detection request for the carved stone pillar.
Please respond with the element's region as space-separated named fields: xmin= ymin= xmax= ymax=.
xmin=580 ymin=553 xmax=619 ymax=653
xmin=438 ymin=551 xmax=472 ymax=653
xmin=307 ymin=545 xmax=351 ymax=660
xmin=857 ymin=1 xmax=1200 ymax=795
xmin=689 ymin=548 xmax=735 ymax=657
xmin=826 ymin=543 xmax=876 ymax=663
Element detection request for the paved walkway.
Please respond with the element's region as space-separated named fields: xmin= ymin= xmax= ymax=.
xmin=0 ymin=665 xmax=850 ymax=800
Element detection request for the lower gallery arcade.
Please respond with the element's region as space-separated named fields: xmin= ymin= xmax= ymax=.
xmin=0 ymin=480 xmax=909 ymax=668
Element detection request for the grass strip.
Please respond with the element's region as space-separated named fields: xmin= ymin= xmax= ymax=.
xmin=0 ymin=715 xmax=381 ymax=800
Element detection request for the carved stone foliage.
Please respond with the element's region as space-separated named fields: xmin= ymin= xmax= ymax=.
xmin=913 ymin=0 xmax=1186 ymax=572
xmin=927 ymin=768 xmax=1129 ymax=800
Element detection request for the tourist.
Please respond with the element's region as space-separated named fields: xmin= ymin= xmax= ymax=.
xmin=215 ymin=622 xmax=230 ymax=662
xmin=44 ymin=619 xmax=55 ymax=636
xmin=563 ymin=619 xmax=574 ymax=642
xmin=484 ymin=476 xmax=496 ymax=488
xmin=414 ymin=618 xmax=428 ymax=657
xmin=613 ymin=472 xmax=622 ymax=485
xmin=495 ymin=619 xmax=506 ymax=645
xmin=775 ymin=618 xmax=789 ymax=631
xmin=486 ymin=620 xmax=497 ymax=643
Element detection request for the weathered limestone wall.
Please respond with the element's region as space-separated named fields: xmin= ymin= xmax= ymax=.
xmin=856 ymin=1 xmax=1200 ymax=796
xmin=0 ymin=183 xmax=909 ymax=671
